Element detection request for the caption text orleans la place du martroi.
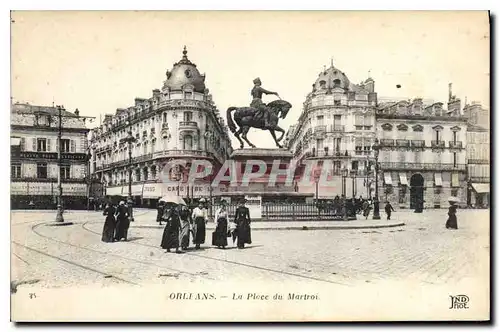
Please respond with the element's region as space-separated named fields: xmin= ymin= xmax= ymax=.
xmin=168 ymin=292 xmax=319 ymax=301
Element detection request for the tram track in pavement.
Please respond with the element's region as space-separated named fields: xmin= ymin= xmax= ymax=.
xmin=81 ymin=220 xmax=351 ymax=286
xmin=26 ymin=221 xmax=213 ymax=281
xmin=12 ymin=210 xmax=213 ymax=286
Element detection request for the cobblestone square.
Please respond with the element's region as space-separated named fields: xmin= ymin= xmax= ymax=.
xmin=11 ymin=208 xmax=489 ymax=289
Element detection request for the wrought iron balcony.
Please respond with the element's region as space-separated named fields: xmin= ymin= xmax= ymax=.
xmin=467 ymin=158 xmax=489 ymax=164
xmin=380 ymin=162 xmax=466 ymax=171
xmin=431 ymin=140 xmax=445 ymax=148
xmin=329 ymin=124 xmax=345 ymax=132
xmin=448 ymin=141 xmax=463 ymax=149
xmin=395 ymin=139 xmax=410 ymax=147
xmin=410 ymin=140 xmax=426 ymax=148
xmin=179 ymin=121 xmax=198 ymax=130
xmin=380 ymin=139 xmax=395 ymax=147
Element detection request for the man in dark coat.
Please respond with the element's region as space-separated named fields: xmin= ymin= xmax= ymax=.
xmin=234 ymin=199 xmax=252 ymax=249
xmin=384 ymin=201 xmax=395 ymax=220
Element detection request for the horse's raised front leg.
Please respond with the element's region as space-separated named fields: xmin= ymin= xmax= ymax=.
xmin=234 ymin=127 xmax=245 ymax=149
xmin=269 ymin=130 xmax=283 ymax=149
xmin=273 ymin=125 xmax=286 ymax=142
xmin=241 ymin=126 xmax=256 ymax=148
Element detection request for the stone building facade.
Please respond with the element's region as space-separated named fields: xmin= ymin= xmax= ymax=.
xmin=90 ymin=47 xmax=233 ymax=207
xmin=10 ymin=102 xmax=91 ymax=209
xmin=285 ymin=62 xmax=378 ymax=198
xmin=464 ymin=102 xmax=490 ymax=207
xmin=375 ymin=96 xmax=468 ymax=209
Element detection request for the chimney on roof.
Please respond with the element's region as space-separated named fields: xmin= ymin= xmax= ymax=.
xmin=448 ymin=83 xmax=452 ymax=102
xmin=74 ymin=108 xmax=80 ymax=116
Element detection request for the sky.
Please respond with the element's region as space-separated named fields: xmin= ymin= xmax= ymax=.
xmin=11 ymin=11 xmax=490 ymax=148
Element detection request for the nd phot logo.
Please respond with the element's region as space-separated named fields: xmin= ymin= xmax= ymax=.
xmin=449 ymin=295 xmax=469 ymax=309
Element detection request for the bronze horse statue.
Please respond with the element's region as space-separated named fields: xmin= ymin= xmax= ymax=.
xmin=226 ymin=100 xmax=292 ymax=149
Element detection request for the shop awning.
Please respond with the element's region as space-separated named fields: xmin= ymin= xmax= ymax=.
xmin=10 ymin=137 xmax=21 ymax=146
xmin=434 ymin=173 xmax=443 ymax=187
xmin=471 ymin=183 xmax=490 ymax=193
xmin=399 ymin=173 xmax=408 ymax=186
xmin=451 ymin=173 xmax=460 ymax=187
xmin=384 ymin=173 xmax=392 ymax=185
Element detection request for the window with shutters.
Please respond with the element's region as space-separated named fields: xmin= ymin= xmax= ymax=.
xmin=11 ymin=163 xmax=21 ymax=178
xmin=60 ymin=139 xmax=70 ymax=153
xmin=37 ymin=163 xmax=48 ymax=178
xmin=37 ymin=138 xmax=47 ymax=152
xmin=60 ymin=165 xmax=71 ymax=179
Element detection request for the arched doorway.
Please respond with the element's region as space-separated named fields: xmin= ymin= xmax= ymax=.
xmin=410 ymin=173 xmax=424 ymax=210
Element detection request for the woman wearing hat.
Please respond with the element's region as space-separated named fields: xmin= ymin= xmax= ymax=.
xmin=251 ymin=77 xmax=279 ymax=128
xmin=178 ymin=204 xmax=192 ymax=250
xmin=191 ymin=199 xmax=208 ymax=249
xmin=234 ymin=198 xmax=252 ymax=249
xmin=212 ymin=200 xmax=228 ymax=249
xmin=114 ymin=201 xmax=130 ymax=241
xmin=160 ymin=203 xmax=182 ymax=253
xmin=446 ymin=198 xmax=459 ymax=230
xmin=101 ymin=201 xmax=116 ymax=243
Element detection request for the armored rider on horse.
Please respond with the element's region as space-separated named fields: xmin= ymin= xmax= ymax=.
xmin=250 ymin=77 xmax=279 ymax=128
xmin=226 ymin=77 xmax=292 ymax=149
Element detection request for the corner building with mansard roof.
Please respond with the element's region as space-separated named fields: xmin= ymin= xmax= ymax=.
xmin=90 ymin=47 xmax=233 ymax=207
xmin=285 ymin=62 xmax=378 ymax=199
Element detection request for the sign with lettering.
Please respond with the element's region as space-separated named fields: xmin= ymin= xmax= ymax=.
xmin=245 ymin=194 xmax=262 ymax=219
xmin=10 ymin=181 xmax=87 ymax=196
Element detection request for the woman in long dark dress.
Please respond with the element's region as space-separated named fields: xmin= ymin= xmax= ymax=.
xmin=114 ymin=201 xmax=130 ymax=241
xmin=234 ymin=199 xmax=252 ymax=249
xmin=101 ymin=203 xmax=116 ymax=243
xmin=212 ymin=202 xmax=228 ymax=249
xmin=446 ymin=203 xmax=458 ymax=229
xmin=160 ymin=204 xmax=181 ymax=253
xmin=178 ymin=205 xmax=191 ymax=250
xmin=191 ymin=200 xmax=207 ymax=249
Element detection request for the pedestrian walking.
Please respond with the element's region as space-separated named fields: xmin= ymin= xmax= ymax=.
xmin=160 ymin=203 xmax=182 ymax=253
xmin=362 ymin=200 xmax=371 ymax=219
xmin=191 ymin=199 xmax=208 ymax=249
xmin=234 ymin=199 xmax=252 ymax=249
xmin=178 ymin=204 xmax=191 ymax=250
xmin=212 ymin=201 xmax=228 ymax=249
xmin=114 ymin=201 xmax=130 ymax=241
xmin=101 ymin=203 xmax=116 ymax=243
xmin=157 ymin=200 xmax=164 ymax=225
xmin=446 ymin=198 xmax=459 ymax=230
xmin=384 ymin=201 xmax=395 ymax=220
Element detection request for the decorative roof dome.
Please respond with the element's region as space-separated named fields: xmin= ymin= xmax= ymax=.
xmin=163 ymin=46 xmax=206 ymax=93
xmin=313 ymin=62 xmax=351 ymax=91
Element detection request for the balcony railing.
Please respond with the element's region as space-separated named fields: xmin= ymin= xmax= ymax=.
xmin=395 ymin=139 xmax=410 ymax=147
xmin=380 ymin=162 xmax=466 ymax=171
xmin=449 ymin=141 xmax=463 ymax=149
xmin=179 ymin=121 xmax=198 ymax=129
xmin=467 ymin=158 xmax=489 ymax=164
xmin=469 ymin=176 xmax=490 ymax=183
xmin=380 ymin=139 xmax=395 ymax=147
xmin=431 ymin=140 xmax=445 ymax=148
xmin=410 ymin=140 xmax=426 ymax=148
xmin=328 ymin=124 xmax=345 ymax=132
xmin=314 ymin=125 xmax=326 ymax=133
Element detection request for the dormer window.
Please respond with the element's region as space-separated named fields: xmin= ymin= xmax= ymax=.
xmin=319 ymin=80 xmax=326 ymax=88
xmin=333 ymin=79 xmax=341 ymax=88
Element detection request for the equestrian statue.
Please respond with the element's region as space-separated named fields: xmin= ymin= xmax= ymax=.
xmin=226 ymin=77 xmax=292 ymax=149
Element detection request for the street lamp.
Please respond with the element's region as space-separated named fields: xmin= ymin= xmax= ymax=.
xmin=350 ymin=169 xmax=356 ymax=198
xmin=372 ymin=138 xmax=381 ymax=220
xmin=341 ymin=167 xmax=348 ymax=197
xmin=86 ymin=144 xmax=94 ymax=210
xmin=120 ymin=123 xmax=137 ymax=221
xmin=341 ymin=167 xmax=348 ymax=221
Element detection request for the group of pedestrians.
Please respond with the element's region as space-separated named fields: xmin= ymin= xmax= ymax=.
xmin=101 ymin=201 xmax=131 ymax=242
xmin=159 ymin=198 xmax=252 ymax=253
